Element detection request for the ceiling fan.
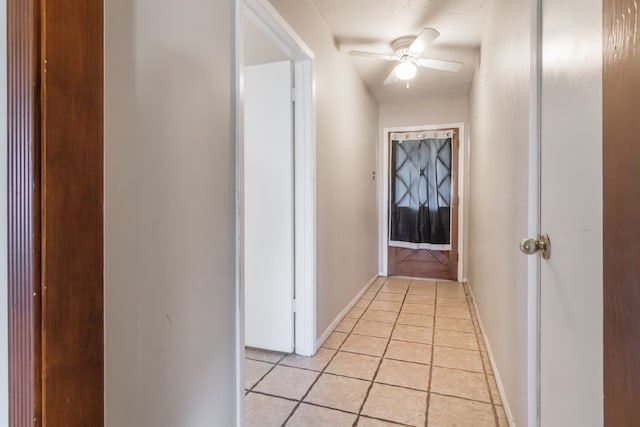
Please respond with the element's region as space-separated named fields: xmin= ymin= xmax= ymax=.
xmin=348 ymin=28 xmax=463 ymax=84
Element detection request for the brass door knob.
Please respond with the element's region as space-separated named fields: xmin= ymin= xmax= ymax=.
xmin=519 ymin=234 xmax=551 ymax=260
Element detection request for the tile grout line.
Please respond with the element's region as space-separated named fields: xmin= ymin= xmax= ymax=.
xmin=280 ymin=276 xmax=389 ymax=427
xmin=245 ymin=352 xmax=287 ymax=393
xmin=463 ymin=282 xmax=501 ymax=427
xmin=249 ymin=278 xmax=482 ymax=426
xmin=423 ymin=280 xmax=439 ymax=427
xmin=353 ymin=277 xmax=398 ymax=426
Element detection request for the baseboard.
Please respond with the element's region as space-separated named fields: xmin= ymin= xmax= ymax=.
xmin=316 ymin=274 xmax=379 ymax=349
xmin=464 ymin=280 xmax=516 ymax=427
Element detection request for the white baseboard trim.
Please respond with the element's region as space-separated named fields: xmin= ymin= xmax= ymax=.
xmin=316 ymin=274 xmax=379 ymax=349
xmin=465 ymin=280 xmax=516 ymax=427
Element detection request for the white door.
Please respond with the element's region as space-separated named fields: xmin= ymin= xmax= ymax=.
xmin=244 ymin=60 xmax=295 ymax=353
xmin=537 ymin=0 xmax=603 ymax=425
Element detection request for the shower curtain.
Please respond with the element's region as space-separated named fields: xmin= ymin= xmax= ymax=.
xmin=389 ymin=132 xmax=453 ymax=250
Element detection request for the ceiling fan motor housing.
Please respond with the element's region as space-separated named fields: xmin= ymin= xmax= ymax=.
xmin=391 ymin=36 xmax=417 ymax=61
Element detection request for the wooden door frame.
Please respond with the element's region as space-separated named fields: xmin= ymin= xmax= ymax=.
xmin=603 ymin=0 xmax=640 ymax=423
xmin=7 ymin=0 xmax=104 ymax=425
xmin=379 ymin=123 xmax=466 ymax=281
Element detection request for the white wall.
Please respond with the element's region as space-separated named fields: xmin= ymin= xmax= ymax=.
xmin=0 ymin=0 xmax=8 ymax=424
xmin=269 ymin=0 xmax=379 ymax=339
xmin=467 ymin=0 xmax=531 ymax=424
xmin=104 ymin=1 xmax=237 ymax=426
xmin=379 ymin=97 xmax=469 ymax=130
xmin=378 ymin=97 xmax=469 ymax=275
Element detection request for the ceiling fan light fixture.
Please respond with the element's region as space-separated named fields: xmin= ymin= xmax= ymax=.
xmin=395 ymin=62 xmax=417 ymax=80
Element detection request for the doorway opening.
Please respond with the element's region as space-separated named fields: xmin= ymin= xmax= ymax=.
xmin=380 ymin=124 xmax=466 ymax=281
xmin=237 ymin=0 xmax=317 ymax=419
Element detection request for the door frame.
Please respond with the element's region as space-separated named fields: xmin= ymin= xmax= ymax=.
xmin=379 ymin=123 xmax=466 ymax=281
xmin=235 ymin=0 xmax=317 ymax=420
xmin=527 ymin=0 xmax=542 ymax=425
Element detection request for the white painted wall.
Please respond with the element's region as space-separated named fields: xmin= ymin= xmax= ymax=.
xmin=467 ymin=0 xmax=531 ymax=425
xmin=0 ymin=0 xmax=8 ymax=424
xmin=104 ymin=1 xmax=237 ymax=425
xmin=379 ymin=97 xmax=469 ymax=130
xmin=244 ymin=61 xmax=294 ymax=352
xmin=378 ymin=97 xmax=470 ymax=276
xmin=540 ymin=0 xmax=603 ymax=424
xmin=269 ymin=0 xmax=379 ymax=340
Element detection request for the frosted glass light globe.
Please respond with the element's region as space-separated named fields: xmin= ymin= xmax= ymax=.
xmin=395 ymin=62 xmax=417 ymax=80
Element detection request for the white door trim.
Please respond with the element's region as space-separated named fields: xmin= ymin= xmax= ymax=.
xmin=527 ymin=0 xmax=542 ymax=425
xmin=379 ymin=123 xmax=466 ymax=281
xmin=235 ymin=2 xmax=317 ymax=422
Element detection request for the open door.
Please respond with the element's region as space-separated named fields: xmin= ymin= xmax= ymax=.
xmin=244 ymin=60 xmax=295 ymax=353
xmin=387 ymin=129 xmax=459 ymax=280
xmin=519 ymin=0 xmax=604 ymax=425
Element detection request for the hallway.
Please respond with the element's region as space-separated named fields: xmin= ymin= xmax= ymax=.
xmin=244 ymin=277 xmax=508 ymax=426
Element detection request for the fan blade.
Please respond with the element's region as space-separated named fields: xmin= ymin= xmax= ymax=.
xmin=409 ymin=28 xmax=440 ymax=55
xmin=349 ymin=51 xmax=396 ymax=61
xmin=416 ymin=58 xmax=463 ymax=72
xmin=383 ymin=67 xmax=399 ymax=85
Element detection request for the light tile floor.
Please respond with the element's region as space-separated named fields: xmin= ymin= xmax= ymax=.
xmin=244 ymin=277 xmax=509 ymax=427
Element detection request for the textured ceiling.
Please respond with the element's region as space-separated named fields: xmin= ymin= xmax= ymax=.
xmin=310 ymin=0 xmax=488 ymax=103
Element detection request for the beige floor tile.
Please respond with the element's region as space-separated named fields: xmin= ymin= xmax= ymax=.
xmin=430 ymin=366 xmax=491 ymax=403
xmin=245 ymin=392 xmax=297 ymax=427
xmin=361 ymin=290 xmax=378 ymax=300
xmin=357 ymin=417 xmax=405 ymax=426
xmin=410 ymin=279 xmax=437 ymax=288
xmin=335 ymin=318 xmax=357 ymax=333
xmin=280 ymin=348 xmax=336 ymax=372
xmin=391 ymin=324 xmax=433 ymax=344
xmin=437 ymin=281 xmax=464 ymax=290
xmin=369 ymin=279 xmax=385 ymax=291
xmin=407 ymin=286 xmax=436 ymax=296
xmin=253 ymin=365 xmax=319 ymax=400
xmin=437 ymin=291 xmax=468 ymax=301
xmin=482 ymin=351 xmax=493 ymax=374
xmin=286 ymin=403 xmax=357 ymax=426
xmin=245 ymin=347 xmax=287 ymax=363
xmin=304 ymin=373 xmax=370 ymax=413
xmin=385 ymin=340 xmax=431 ymax=365
xmin=437 ymin=305 xmax=472 ymax=320
xmin=387 ymin=278 xmax=411 ymax=286
xmin=341 ymin=334 xmax=388 ymax=357
xmin=397 ymin=312 xmax=433 ymax=327
xmin=362 ymin=309 xmax=398 ymax=323
xmin=496 ymin=405 xmax=509 ymax=426
xmin=322 ymin=331 xmax=348 ymax=349
xmin=361 ymin=383 xmax=427 ymax=426
xmin=380 ymin=285 xmax=408 ymax=295
xmin=479 ymin=337 xmax=487 ymax=351
xmin=374 ymin=292 xmax=405 ymax=302
xmin=434 ymin=328 xmax=479 ymax=350
xmin=369 ymin=300 xmax=402 ymax=312
xmin=245 ymin=359 xmax=274 ymax=389
xmin=435 ymin=316 xmax=475 ymax=333
xmin=432 ymin=346 xmax=483 ymax=372
xmin=374 ymin=359 xmax=430 ymax=391
xmin=404 ymin=294 xmax=435 ymax=305
xmin=325 ymin=351 xmax=380 ymax=380
xmin=401 ymin=303 xmax=434 ymax=315
xmin=346 ymin=306 xmax=366 ymax=319
xmin=354 ymin=299 xmax=372 ymax=310
xmin=353 ymin=319 xmax=394 ymax=338
xmin=427 ymin=393 xmax=495 ymax=427
xmin=488 ymin=375 xmax=502 ymax=404
xmin=436 ymin=296 xmax=469 ymax=308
